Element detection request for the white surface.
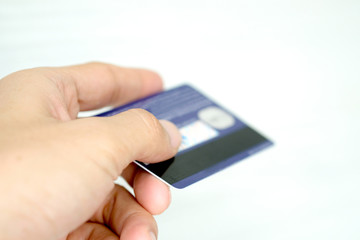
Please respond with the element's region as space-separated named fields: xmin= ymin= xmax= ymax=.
xmin=1 ymin=0 xmax=359 ymax=239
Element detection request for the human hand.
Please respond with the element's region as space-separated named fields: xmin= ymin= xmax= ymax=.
xmin=0 ymin=62 xmax=181 ymax=240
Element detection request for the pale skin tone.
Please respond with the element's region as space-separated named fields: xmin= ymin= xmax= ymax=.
xmin=0 ymin=62 xmax=181 ymax=240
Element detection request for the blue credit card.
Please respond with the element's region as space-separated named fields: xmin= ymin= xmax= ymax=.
xmin=97 ymin=84 xmax=273 ymax=188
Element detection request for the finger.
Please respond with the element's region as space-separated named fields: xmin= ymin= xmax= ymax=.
xmin=121 ymin=166 xmax=171 ymax=215
xmin=91 ymin=185 xmax=158 ymax=240
xmin=67 ymin=222 xmax=118 ymax=240
xmin=59 ymin=62 xmax=163 ymax=110
xmin=134 ymin=170 xmax=172 ymax=215
xmin=73 ymin=112 xmax=181 ymax=177
xmin=0 ymin=62 xmax=163 ymax=120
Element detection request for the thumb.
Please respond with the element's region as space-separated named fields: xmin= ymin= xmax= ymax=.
xmin=73 ymin=108 xmax=181 ymax=179
xmin=0 ymin=109 xmax=181 ymax=240
xmin=56 ymin=108 xmax=181 ymax=238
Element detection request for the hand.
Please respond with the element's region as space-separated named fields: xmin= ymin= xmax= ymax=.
xmin=0 ymin=62 xmax=181 ymax=240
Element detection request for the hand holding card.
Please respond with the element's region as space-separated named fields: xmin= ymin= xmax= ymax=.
xmin=97 ymin=85 xmax=273 ymax=188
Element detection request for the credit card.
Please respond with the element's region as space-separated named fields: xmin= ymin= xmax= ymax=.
xmin=97 ymin=84 xmax=273 ymax=188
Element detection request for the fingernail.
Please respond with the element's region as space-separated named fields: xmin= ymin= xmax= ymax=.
xmin=159 ymin=120 xmax=181 ymax=148
xmin=150 ymin=231 xmax=157 ymax=240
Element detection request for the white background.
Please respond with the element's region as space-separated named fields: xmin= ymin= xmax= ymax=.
xmin=1 ymin=0 xmax=359 ymax=239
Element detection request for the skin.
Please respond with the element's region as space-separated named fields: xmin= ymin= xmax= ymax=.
xmin=0 ymin=62 xmax=181 ymax=240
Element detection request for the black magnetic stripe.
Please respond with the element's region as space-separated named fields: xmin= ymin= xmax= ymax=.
xmin=143 ymin=126 xmax=268 ymax=184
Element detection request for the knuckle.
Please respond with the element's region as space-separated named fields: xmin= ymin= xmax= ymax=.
xmin=125 ymin=109 xmax=169 ymax=156
xmin=127 ymin=108 xmax=164 ymax=139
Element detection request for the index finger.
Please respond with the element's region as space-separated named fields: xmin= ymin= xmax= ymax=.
xmin=0 ymin=62 xmax=163 ymax=120
xmin=60 ymin=62 xmax=163 ymax=111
